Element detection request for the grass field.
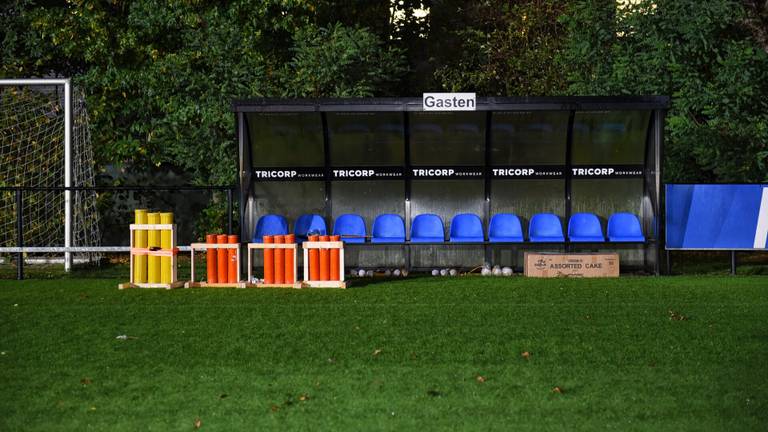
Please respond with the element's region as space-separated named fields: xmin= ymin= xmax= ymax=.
xmin=1 ymin=275 xmax=767 ymax=431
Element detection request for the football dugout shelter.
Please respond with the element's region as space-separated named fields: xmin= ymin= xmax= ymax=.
xmin=233 ymin=96 xmax=669 ymax=274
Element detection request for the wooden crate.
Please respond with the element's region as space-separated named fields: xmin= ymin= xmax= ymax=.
xmin=245 ymin=242 xmax=301 ymax=289
xmin=302 ymin=240 xmax=346 ymax=289
xmin=524 ymin=252 xmax=619 ymax=278
xmin=185 ymin=242 xmax=244 ymax=288
xmin=119 ymin=223 xmax=183 ymax=289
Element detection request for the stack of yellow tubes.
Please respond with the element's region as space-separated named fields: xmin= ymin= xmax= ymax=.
xmin=160 ymin=212 xmax=174 ymax=284
xmin=133 ymin=209 xmax=148 ymax=283
xmin=147 ymin=212 xmax=161 ymax=283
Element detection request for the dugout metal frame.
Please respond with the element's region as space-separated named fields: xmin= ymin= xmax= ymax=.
xmin=233 ymin=97 xmax=669 ymax=274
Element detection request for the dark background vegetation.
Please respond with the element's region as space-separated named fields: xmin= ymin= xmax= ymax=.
xmin=2 ymin=0 xmax=767 ymax=186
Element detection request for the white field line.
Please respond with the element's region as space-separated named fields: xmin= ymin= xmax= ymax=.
xmin=754 ymin=187 xmax=768 ymax=249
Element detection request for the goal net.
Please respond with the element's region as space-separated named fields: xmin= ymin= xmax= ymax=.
xmin=0 ymin=83 xmax=101 ymax=263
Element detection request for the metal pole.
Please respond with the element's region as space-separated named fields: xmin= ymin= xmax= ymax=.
xmin=731 ymin=250 xmax=737 ymax=275
xmin=0 ymin=79 xmax=69 ymax=85
xmin=64 ymin=80 xmax=73 ymax=272
xmin=654 ymin=109 xmax=666 ymax=275
xmin=16 ymin=189 xmax=24 ymax=280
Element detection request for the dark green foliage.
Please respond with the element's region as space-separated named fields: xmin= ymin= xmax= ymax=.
xmin=1 ymin=1 xmax=406 ymax=186
xmin=561 ymin=0 xmax=768 ymax=182
xmin=2 ymin=0 xmax=768 ymax=186
xmin=281 ymin=23 xmax=406 ymax=97
xmin=431 ymin=0 xmax=571 ymax=96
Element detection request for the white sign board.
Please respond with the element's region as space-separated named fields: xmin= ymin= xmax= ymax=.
xmin=422 ymin=93 xmax=476 ymax=111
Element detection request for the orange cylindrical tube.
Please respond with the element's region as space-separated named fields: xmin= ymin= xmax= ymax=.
xmin=330 ymin=235 xmax=340 ymax=281
xmin=227 ymin=234 xmax=238 ymax=283
xmin=274 ymin=235 xmax=285 ymax=284
xmin=206 ymin=234 xmax=217 ymax=283
xmin=217 ymin=234 xmax=228 ymax=283
xmin=263 ymin=235 xmax=274 ymax=284
xmin=319 ymin=235 xmax=330 ymax=281
xmin=308 ymin=235 xmax=320 ymax=281
xmin=285 ymin=234 xmax=295 ymax=284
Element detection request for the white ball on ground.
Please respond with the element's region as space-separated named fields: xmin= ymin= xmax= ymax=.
xmin=492 ymin=267 xmax=502 ymax=276
xmin=502 ymin=266 xmax=513 ymax=276
xmin=440 ymin=269 xmax=448 ymax=276
xmin=492 ymin=265 xmax=501 ymax=272
xmin=431 ymin=269 xmax=440 ymax=276
xmin=358 ymin=269 xmax=367 ymax=278
xmin=481 ymin=267 xmax=492 ymax=276
xmin=365 ymin=270 xmax=374 ymax=277
xmin=393 ymin=269 xmax=401 ymax=277
xmin=449 ymin=268 xmax=458 ymax=276
xmin=350 ymin=268 xmax=358 ymax=277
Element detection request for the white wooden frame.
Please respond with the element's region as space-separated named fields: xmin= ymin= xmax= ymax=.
xmin=186 ymin=242 xmax=243 ymax=288
xmin=302 ymin=240 xmax=346 ymax=289
xmin=246 ymin=243 xmax=301 ymax=288
xmin=119 ymin=223 xmax=184 ymax=289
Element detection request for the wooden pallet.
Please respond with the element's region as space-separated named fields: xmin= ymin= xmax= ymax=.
xmin=185 ymin=281 xmax=246 ymax=288
xmin=244 ymin=282 xmax=302 ymax=289
xmin=300 ymin=280 xmax=347 ymax=289
xmin=119 ymin=281 xmax=186 ymax=290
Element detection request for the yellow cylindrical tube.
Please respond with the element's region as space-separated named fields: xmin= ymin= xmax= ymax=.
xmin=133 ymin=209 xmax=148 ymax=283
xmin=160 ymin=212 xmax=174 ymax=284
xmin=147 ymin=212 xmax=160 ymax=283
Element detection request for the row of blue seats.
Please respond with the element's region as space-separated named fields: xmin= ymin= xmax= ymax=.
xmin=254 ymin=212 xmax=645 ymax=243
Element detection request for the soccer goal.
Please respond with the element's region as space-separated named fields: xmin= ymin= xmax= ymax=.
xmin=0 ymin=79 xmax=101 ymax=270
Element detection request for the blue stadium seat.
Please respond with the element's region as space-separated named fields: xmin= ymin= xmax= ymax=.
xmin=253 ymin=214 xmax=288 ymax=242
xmin=529 ymin=213 xmax=565 ymax=242
xmin=607 ymin=213 xmax=645 ymax=242
xmin=371 ymin=214 xmax=405 ymax=243
xmin=449 ymin=214 xmax=484 ymax=242
xmin=488 ymin=213 xmax=524 ymax=243
xmin=411 ymin=214 xmax=445 ymax=243
xmin=294 ymin=214 xmax=327 ymax=241
xmin=333 ymin=214 xmax=366 ymax=243
xmin=568 ymin=212 xmax=605 ymax=242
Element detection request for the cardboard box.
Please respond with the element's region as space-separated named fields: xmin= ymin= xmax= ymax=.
xmin=524 ymin=252 xmax=619 ymax=278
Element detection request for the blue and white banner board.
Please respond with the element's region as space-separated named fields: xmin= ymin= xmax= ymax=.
xmin=666 ymin=184 xmax=768 ymax=249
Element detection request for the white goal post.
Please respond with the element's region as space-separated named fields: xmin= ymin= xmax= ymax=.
xmin=0 ymin=78 xmax=73 ymax=271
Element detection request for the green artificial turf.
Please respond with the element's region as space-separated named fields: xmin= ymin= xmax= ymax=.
xmin=1 ymin=276 xmax=766 ymax=431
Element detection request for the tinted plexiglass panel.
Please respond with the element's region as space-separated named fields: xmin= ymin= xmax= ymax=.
xmin=247 ymin=113 xmax=324 ymax=167
xmin=331 ymin=181 xmax=404 ymax=230
xmin=570 ymin=179 xmax=643 ymax=222
xmin=328 ymin=112 xmax=404 ymax=166
xmin=249 ymin=182 xmax=326 ymax=233
xmin=572 ymin=111 xmax=650 ymax=164
xmin=491 ymin=111 xmax=568 ymax=165
xmin=410 ymin=112 xmax=485 ymax=166
xmin=410 ymin=180 xmax=485 ymax=237
xmin=490 ymin=180 xmax=565 ymax=238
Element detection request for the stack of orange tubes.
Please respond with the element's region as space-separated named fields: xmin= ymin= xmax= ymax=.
xmin=205 ymin=233 xmax=239 ymax=284
xmin=262 ymin=234 xmax=296 ymax=284
xmin=216 ymin=234 xmax=228 ymax=283
xmin=206 ymin=234 xmax=218 ymax=283
xmin=307 ymin=234 xmax=342 ymax=281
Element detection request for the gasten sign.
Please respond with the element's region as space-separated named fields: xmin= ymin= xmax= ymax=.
xmin=422 ymin=93 xmax=476 ymax=111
